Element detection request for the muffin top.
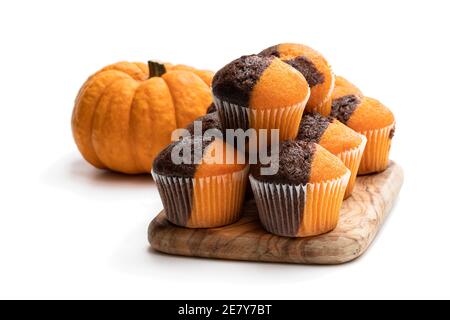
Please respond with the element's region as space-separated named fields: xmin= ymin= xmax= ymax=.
xmin=298 ymin=112 xmax=363 ymax=154
xmin=259 ymin=43 xmax=334 ymax=110
xmin=348 ymin=97 xmax=395 ymax=131
xmin=252 ymin=140 xmax=348 ymax=185
xmin=212 ymin=54 xmax=309 ymax=109
xmin=297 ymin=112 xmax=334 ymax=143
xmin=185 ymin=112 xmax=222 ymax=136
xmin=153 ymin=136 xmax=209 ymax=177
xmin=332 ymin=96 xmax=395 ymax=132
xmin=153 ymin=135 xmax=246 ymax=178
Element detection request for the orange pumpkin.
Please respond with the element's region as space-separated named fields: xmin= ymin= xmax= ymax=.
xmin=72 ymin=61 xmax=214 ymax=174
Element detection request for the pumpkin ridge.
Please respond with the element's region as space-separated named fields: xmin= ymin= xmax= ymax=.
xmin=73 ymin=71 xmax=130 ymax=169
xmin=129 ymin=83 xmax=151 ymax=173
xmin=110 ymin=69 xmax=142 ymax=81
xmin=134 ymin=62 xmax=149 ymax=78
xmin=98 ymin=61 xmax=147 ymax=81
xmin=90 ymin=77 xmax=136 ymax=171
xmin=130 ymin=77 xmax=172 ymax=173
xmin=171 ymin=64 xmax=214 ymax=87
xmin=75 ymin=70 xmax=128 ymax=106
xmin=162 ymin=70 xmax=212 ymax=128
xmin=90 ymin=79 xmax=117 ymax=167
xmin=74 ymin=71 xmax=114 ymax=112
xmin=128 ymin=84 xmax=146 ymax=173
xmin=140 ymin=78 xmax=178 ymax=170
xmin=74 ymin=79 xmax=92 ymax=107
xmin=110 ymin=79 xmax=141 ymax=173
xmin=159 ymin=74 xmax=180 ymax=128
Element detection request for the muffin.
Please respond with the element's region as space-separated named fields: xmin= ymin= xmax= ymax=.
xmin=297 ymin=112 xmax=366 ymax=198
xmin=331 ymin=95 xmax=395 ymax=175
xmin=212 ymin=54 xmax=310 ymax=141
xmin=250 ymin=140 xmax=350 ymax=237
xmin=152 ymin=135 xmax=248 ymax=228
xmin=185 ymin=112 xmax=256 ymax=201
xmin=259 ymin=43 xmax=335 ymax=116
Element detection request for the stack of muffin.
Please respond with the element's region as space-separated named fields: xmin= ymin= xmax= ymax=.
xmin=152 ymin=43 xmax=396 ymax=237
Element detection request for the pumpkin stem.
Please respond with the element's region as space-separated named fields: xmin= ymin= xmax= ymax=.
xmin=148 ymin=61 xmax=166 ymax=78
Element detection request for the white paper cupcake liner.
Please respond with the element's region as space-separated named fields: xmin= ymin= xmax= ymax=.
xmin=358 ymin=123 xmax=395 ymax=175
xmin=152 ymin=166 xmax=249 ymax=228
xmin=336 ymin=134 xmax=367 ymax=198
xmin=250 ymin=170 xmax=350 ymax=237
xmin=213 ymin=96 xmax=307 ymax=141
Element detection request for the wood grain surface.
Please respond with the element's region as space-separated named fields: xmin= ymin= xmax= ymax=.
xmin=148 ymin=161 xmax=403 ymax=265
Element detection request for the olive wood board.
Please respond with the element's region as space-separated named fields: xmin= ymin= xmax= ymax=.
xmin=148 ymin=161 xmax=403 ymax=265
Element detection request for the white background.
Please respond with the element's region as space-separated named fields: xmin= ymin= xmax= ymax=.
xmin=1 ymin=0 xmax=449 ymax=300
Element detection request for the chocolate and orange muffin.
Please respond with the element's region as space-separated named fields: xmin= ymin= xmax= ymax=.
xmin=212 ymin=54 xmax=310 ymax=141
xmin=259 ymin=43 xmax=335 ymax=115
xmin=250 ymin=140 xmax=350 ymax=237
xmin=297 ymin=112 xmax=366 ymax=198
xmin=331 ymin=95 xmax=395 ymax=175
xmin=152 ymin=135 xmax=248 ymax=228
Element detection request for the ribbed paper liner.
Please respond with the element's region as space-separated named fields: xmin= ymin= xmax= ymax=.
xmin=336 ymin=134 xmax=367 ymax=199
xmin=358 ymin=123 xmax=394 ymax=175
xmin=213 ymin=96 xmax=307 ymax=141
xmin=152 ymin=167 xmax=249 ymax=228
xmin=250 ymin=170 xmax=350 ymax=237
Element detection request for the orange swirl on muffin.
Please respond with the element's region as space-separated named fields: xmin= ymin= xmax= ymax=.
xmin=259 ymin=43 xmax=335 ymax=115
xmin=212 ymin=55 xmax=310 ymax=141
xmin=330 ymin=77 xmax=395 ymax=174
xmin=250 ymin=140 xmax=350 ymax=237
xmin=297 ymin=112 xmax=366 ymax=198
xmin=152 ymin=135 xmax=248 ymax=228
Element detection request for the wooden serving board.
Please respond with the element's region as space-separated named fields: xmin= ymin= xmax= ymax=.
xmin=148 ymin=161 xmax=403 ymax=265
